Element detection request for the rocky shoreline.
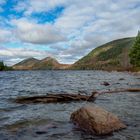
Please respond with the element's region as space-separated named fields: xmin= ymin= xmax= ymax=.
xmin=10 ymin=88 xmax=140 ymax=136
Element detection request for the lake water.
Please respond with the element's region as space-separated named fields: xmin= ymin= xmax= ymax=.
xmin=0 ymin=70 xmax=140 ymax=140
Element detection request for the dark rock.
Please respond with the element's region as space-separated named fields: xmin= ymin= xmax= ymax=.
xmin=36 ymin=131 xmax=47 ymax=135
xmin=119 ymin=78 xmax=125 ymax=80
xmin=101 ymin=82 xmax=110 ymax=86
xmin=34 ymin=123 xmax=57 ymax=135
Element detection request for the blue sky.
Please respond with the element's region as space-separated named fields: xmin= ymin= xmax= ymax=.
xmin=0 ymin=0 xmax=140 ymax=65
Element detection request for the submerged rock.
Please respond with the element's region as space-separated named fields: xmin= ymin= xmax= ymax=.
xmin=35 ymin=124 xmax=57 ymax=135
xmin=119 ymin=78 xmax=125 ymax=80
xmin=101 ymin=82 xmax=110 ymax=86
xmin=71 ymin=105 xmax=126 ymax=135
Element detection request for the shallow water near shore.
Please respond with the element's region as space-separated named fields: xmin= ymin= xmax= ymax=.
xmin=0 ymin=70 xmax=140 ymax=140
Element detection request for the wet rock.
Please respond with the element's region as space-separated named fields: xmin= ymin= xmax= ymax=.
xmin=71 ymin=105 xmax=126 ymax=135
xmin=101 ymin=82 xmax=110 ymax=86
xmin=119 ymin=78 xmax=125 ymax=80
xmin=36 ymin=131 xmax=47 ymax=135
xmin=35 ymin=123 xmax=57 ymax=135
xmin=115 ymin=82 xmax=120 ymax=84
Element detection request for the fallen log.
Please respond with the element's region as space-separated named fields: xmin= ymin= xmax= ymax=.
xmin=13 ymin=88 xmax=140 ymax=104
xmin=14 ymin=92 xmax=97 ymax=104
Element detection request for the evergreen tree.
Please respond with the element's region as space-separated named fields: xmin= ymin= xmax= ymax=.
xmin=129 ymin=31 xmax=140 ymax=67
xmin=0 ymin=61 xmax=12 ymax=71
xmin=0 ymin=61 xmax=5 ymax=70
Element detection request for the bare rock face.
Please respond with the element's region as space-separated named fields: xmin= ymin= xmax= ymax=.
xmin=71 ymin=105 xmax=126 ymax=135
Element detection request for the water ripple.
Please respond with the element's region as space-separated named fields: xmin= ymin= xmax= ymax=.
xmin=0 ymin=70 xmax=140 ymax=140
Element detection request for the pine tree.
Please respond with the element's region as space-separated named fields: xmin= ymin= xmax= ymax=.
xmin=0 ymin=61 xmax=5 ymax=70
xmin=129 ymin=31 xmax=140 ymax=67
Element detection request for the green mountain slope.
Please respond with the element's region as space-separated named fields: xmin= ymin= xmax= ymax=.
xmin=71 ymin=37 xmax=135 ymax=70
xmin=13 ymin=57 xmax=71 ymax=70
xmin=13 ymin=58 xmax=40 ymax=70
xmin=32 ymin=57 xmax=61 ymax=70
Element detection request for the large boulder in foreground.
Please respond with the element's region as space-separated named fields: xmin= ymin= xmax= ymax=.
xmin=71 ymin=105 xmax=126 ymax=135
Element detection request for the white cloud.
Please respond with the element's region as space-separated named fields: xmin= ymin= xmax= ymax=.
xmin=11 ymin=18 xmax=66 ymax=44
xmin=0 ymin=29 xmax=12 ymax=43
xmin=14 ymin=0 xmax=67 ymax=15
xmin=0 ymin=48 xmax=52 ymax=58
xmin=0 ymin=48 xmax=53 ymax=65
xmin=13 ymin=0 xmax=140 ymax=40
xmin=54 ymin=0 xmax=140 ymax=35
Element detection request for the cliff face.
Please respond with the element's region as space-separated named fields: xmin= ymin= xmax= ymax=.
xmin=13 ymin=57 xmax=71 ymax=70
xmin=71 ymin=37 xmax=135 ymax=71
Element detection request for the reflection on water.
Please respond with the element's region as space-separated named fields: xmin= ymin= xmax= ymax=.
xmin=0 ymin=70 xmax=140 ymax=140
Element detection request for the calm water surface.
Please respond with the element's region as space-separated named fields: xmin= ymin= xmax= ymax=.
xmin=0 ymin=70 xmax=140 ymax=140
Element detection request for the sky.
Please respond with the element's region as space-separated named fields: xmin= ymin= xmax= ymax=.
xmin=0 ymin=0 xmax=140 ymax=66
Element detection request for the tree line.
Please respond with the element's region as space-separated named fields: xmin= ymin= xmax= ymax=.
xmin=129 ymin=31 xmax=140 ymax=68
xmin=0 ymin=61 xmax=12 ymax=71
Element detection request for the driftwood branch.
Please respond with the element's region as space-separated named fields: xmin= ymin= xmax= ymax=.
xmin=99 ymin=88 xmax=140 ymax=94
xmin=14 ymin=93 xmax=97 ymax=104
xmin=13 ymin=88 xmax=140 ymax=104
